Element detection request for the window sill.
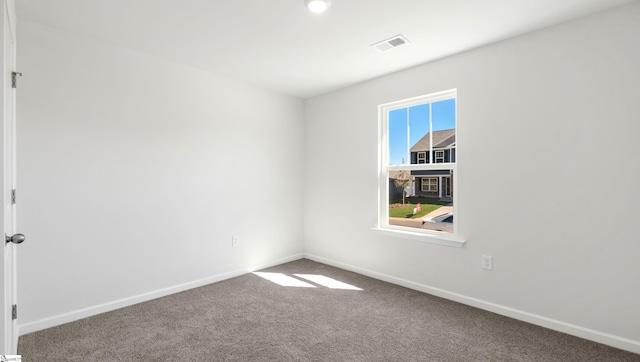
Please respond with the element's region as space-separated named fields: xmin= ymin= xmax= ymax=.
xmin=371 ymin=227 xmax=466 ymax=248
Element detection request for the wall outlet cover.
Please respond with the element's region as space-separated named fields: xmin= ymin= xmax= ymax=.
xmin=482 ymin=255 xmax=493 ymax=270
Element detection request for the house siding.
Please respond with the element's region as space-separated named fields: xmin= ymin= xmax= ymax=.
xmin=410 ymin=148 xmax=456 ymax=164
xmin=412 ymin=171 xmax=454 ymax=199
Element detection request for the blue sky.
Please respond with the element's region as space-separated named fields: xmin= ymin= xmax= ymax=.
xmin=388 ymin=98 xmax=456 ymax=165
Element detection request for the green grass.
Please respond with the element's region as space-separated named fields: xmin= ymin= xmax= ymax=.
xmin=388 ymin=197 xmax=450 ymax=219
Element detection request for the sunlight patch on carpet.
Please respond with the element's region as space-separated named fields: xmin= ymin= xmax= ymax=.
xmin=253 ymin=272 xmax=316 ymax=288
xmin=294 ymin=274 xmax=362 ymax=290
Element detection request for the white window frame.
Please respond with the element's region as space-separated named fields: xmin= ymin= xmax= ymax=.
xmin=373 ymin=89 xmax=464 ymax=247
xmin=435 ymin=150 xmax=445 ymax=163
xmin=417 ymin=152 xmax=427 ymax=164
xmin=421 ymin=177 xmax=438 ymax=192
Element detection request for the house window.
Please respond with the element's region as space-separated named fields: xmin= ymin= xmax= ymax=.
xmin=377 ymin=89 xmax=461 ymax=245
xmin=417 ymin=152 xmax=427 ymax=164
xmin=421 ymin=178 xmax=438 ymax=192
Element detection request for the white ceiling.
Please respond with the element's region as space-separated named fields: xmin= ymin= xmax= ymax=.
xmin=16 ymin=0 xmax=638 ymax=99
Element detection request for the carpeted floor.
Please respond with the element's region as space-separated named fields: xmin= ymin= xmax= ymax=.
xmin=18 ymin=259 xmax=640 ymax=361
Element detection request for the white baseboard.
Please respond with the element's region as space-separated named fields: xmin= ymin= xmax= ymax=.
xmin=18 ymin=253 xmax=304 ymax=336
xmin=303 ymin=253 xmax=640 ymax=355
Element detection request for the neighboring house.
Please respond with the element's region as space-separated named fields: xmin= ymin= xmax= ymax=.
xmin=409 ymin=129 xmax=455 ymax=199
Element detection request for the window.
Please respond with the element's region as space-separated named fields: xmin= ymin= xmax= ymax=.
xmin=417 ymin=152 xmax=427 ymax=164
xmin=421 ymin=178 xmax=438 ymax=192
xmin=377 ymin=89 xmax=462 ymax=246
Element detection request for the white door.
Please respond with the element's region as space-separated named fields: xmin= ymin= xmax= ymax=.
xmin=1 ymin=0 xmax=18 ymax=355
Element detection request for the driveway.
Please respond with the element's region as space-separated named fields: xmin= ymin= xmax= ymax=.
xmin=388 ymin=205 xmax=453 ymax=232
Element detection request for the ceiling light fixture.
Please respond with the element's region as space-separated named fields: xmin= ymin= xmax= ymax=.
xmin=305 ymin=0 xmax=331 ymax=13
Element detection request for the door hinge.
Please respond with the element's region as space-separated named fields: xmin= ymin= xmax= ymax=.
xmin=11 ymin=71 xmax=22 ymax=88
xmin=12 ymin=304 xmax=17 ymax=320
xmin=11 ymin=189 xmax=16 ymax=205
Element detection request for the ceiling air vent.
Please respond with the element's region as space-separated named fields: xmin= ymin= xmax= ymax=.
xmin=371 ymin=35 xmax=409 ymax=52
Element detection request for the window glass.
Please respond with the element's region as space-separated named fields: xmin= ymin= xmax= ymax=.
xmin=409 ymin=104 xmax=430 ymax=152
xmin=388 ymin=108 xmax=408 ymax=165
xmin=432 ymin=99 xmax=456 ymax=132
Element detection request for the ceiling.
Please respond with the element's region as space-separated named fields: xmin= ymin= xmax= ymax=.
xmin=16 ymin=0 xmax=637 ymax=99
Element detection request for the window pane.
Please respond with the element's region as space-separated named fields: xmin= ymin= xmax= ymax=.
xmin=432 ymin=99 xmax=456 ymax=164
xmin=409 ymin=104 xmax=430 ymax=149
xmin=388 ymin=169 xmax=454 ymax=233
xmin=408 ymin=104 xmax=429 ymax=164
xmin=432 ymin=99 xmax=456 ymax=132
xmin=388 ymin=108 xmax=408 ymax=165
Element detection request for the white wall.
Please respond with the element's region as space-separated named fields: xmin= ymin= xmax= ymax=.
xmin=17 ymin=21 xmax=304 ymax=331
xmin=304 ymin=2 xmax=640 ymax=352
xmin=15 ymin=2 xmax=640 ymax=354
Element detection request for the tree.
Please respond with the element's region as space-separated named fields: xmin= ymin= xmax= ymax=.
xmin=393 ymin=170 xmax=412 ymax=205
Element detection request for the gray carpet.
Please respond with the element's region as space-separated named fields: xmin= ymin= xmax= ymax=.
xmin=18 ymin=259 xmax=640 ymax=361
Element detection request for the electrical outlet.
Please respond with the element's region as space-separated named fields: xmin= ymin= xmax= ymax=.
xmin=481 ymin=255 xmax=493 ymax=270
xmin=232 ymin=235 xmax=239 ymax=247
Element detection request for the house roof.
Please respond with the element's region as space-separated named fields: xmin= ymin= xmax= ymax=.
xmin=410 ymin=129 xmax=456 ymax=152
